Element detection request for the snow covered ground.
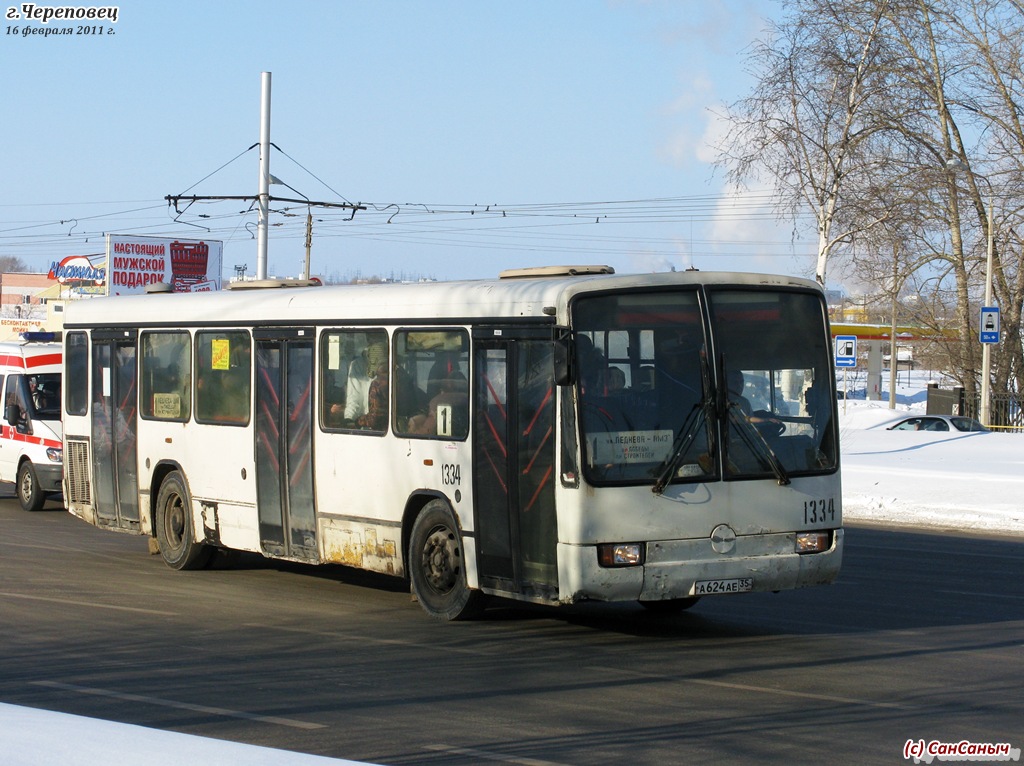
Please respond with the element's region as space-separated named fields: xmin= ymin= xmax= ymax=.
xmin=839 ymin=385 xmax=1024 ymax=537
xmin=0 ymin=703 xmax=371 ymax=766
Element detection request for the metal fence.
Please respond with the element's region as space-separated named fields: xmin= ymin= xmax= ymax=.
xmin=948 ymin=389 xmax=1024 ymax=432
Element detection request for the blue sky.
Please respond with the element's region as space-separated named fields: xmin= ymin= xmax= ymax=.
xmin=0 ymin=0 xmax=817 ymax=283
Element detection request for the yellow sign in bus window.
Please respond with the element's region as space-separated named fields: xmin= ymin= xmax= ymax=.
xmin=211 ymin=338 xmax=230 ymax=370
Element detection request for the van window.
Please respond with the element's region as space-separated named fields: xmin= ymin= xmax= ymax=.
xmin=27 ymin=373 xmax=61 ymax=419
xmin=4 ymin=375 xmax=32 ymax=434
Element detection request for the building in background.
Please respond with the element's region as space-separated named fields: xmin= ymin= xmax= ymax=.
xmin=0 ymin=272 xmax=62 ymax=342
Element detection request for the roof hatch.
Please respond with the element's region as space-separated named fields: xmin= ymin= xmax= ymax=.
xmin=499 ymin=265 xmax=615 ymax=279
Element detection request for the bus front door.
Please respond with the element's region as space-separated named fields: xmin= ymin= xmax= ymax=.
xmin=91 ymin=332 xmax=140 ymax=529
xmin=254 ymin=329 xmax=317 ymax=562
xmin=473 ymin=332 xmax=558 ymax=600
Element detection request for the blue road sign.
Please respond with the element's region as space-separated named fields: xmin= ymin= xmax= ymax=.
xmin=980 ymin=307 xmax=1000 ymax=344
xmin=835 ymin=335 xmax=858 ymax=368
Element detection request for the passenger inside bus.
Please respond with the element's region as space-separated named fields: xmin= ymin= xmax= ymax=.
xmin=727 ymin=369 xmax=752 ymax=415
xmin=356 ymin=360 xmax=389 ymax=431
xmin=407 ymin=371 xmax=468 ymax=437
xmin=598 ymin=366 xmax=626 ymax=395
xmin=727 ymin=368 xmax=786 ymax=437
xmin=344 ymin=342 xmax=387 ymax=424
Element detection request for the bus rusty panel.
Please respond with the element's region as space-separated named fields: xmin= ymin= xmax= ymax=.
xmin=319 ymin=518 xmax=402 ymax=576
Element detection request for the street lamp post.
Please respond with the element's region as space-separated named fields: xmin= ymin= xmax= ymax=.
xmin=945 ymin=159 xmax=995 ymax=426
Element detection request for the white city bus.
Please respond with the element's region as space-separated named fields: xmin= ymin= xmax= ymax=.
xmin=62 ymin=267 xmax=842 ymax=619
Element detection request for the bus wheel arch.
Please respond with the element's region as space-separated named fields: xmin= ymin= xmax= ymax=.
xmin=154 ymin=469 xmax=213 ymax=571
xmin=407 ymin=497 xmax=484 ymax=621
xmin=148 ymin=461 xmax=183 ymax=534
xmin=16 ymin=459 xmax=46 ymax=512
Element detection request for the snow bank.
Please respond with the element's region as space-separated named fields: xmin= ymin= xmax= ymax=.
xmin=0 ymin=703 xmax=372 ymax=766
xmin=839 ymin=400 xmax=1024 ymax=536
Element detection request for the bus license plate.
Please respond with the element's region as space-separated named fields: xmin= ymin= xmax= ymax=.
xmin=694 ymin=577 xmax=753 ymax=595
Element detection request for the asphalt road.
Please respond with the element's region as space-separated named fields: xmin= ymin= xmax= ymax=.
xmin=0 ymin=488 xmax=1021 ymax=765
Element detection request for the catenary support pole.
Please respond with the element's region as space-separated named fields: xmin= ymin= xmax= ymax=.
xmin=256 ymin=72 xmax=272 ymax=280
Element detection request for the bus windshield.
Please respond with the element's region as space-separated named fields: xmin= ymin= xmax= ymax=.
xmin=573 ymin=288 xmax=837 ymax=487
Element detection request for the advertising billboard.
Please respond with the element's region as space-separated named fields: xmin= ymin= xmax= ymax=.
xmin=106 ymin=234 xmax=223 ymax=296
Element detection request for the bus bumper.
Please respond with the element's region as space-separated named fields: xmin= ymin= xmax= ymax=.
xmin=558 ymin=528 xmax=844 ymax=604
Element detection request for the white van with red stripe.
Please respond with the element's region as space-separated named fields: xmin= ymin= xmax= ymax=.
xmin=0 ymin=340 xmax=63 ymax=510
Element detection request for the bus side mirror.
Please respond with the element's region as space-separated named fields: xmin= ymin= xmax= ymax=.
xmin=553 ymin=329 xmax=574 ymax=386
xmin=5 ymin=404 xmax=23 ymax=427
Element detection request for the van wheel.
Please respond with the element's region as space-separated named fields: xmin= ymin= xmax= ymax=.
xmin=409 ymin=500 xmax=484 ymax=620
xmin=155 ymin=471 xmax=213 ymax=570
xmin=16 ymin=462 xmax=46 ymax=512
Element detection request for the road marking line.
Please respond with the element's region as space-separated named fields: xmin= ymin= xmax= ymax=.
xmin=31 ymin=681 xmax=325 ymax=730
xmin=0 ymin=591 xmax=177 ymax=616
xmin=425 ymin=744 xmax=570 ymax=765
xmin=935 ymin=589 xmax=1024 ymax=601
xmin=686 ymin=678 xmax=911 ymax=709
xmin=588 ymin=665 xmax=911 ymax=710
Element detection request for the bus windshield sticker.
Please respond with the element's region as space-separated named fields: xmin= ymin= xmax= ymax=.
xmin=589 ymin=430 xmax=673 ymax=464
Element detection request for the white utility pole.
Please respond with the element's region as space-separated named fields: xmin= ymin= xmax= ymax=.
xmin=256 ymin=71 xmax=272 ymax=280
xmin=980 ymin=200 xmax=994 ymax=426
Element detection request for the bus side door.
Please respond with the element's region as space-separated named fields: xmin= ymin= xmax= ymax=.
xmin=473 ymin=328 xmax=558 ymax=599
xmin=91 ymin=331 xmax=140 ymax=528
xmin=254 ymin=328 xmax=317 ymax=562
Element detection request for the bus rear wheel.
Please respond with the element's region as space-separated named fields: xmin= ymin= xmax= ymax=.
xmin=16 ymin=461 xmax=46 ymax=512
xmin=155 ymin=471 xmax=213 ymax=571
xmin=409 ymin=500 xmax=483 ymax=621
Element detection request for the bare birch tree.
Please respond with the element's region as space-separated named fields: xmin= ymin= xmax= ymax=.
xmin=719 ymin=0 xmax=1024 ymax=402
xmin=715 ymin=0 xmax=895 ymax=286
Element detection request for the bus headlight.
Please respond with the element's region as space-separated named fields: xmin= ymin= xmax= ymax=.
xmin=46 ymin=448 xmax=63 ymax=463
xmin=597 ymin=543 xmax=645 ymax=567
xmin=795 ymin=531 xmax=830 ymax=554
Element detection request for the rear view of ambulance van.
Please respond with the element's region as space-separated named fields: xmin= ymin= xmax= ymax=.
xmin=0 ymin=338 xmax=63 ymax=511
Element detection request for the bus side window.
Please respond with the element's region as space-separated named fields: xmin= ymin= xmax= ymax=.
xmin=320 ymin=329 xmax=389 ymax=433
xmin=141 ymin=331 xmax=191 ymax=421
xmin=394 ymin=330 xmax=469 ymax=440
xmin=65 ymin=331 xmax=90 ymax=416
xmin=195 ymin=331 xmax=251 ymax=425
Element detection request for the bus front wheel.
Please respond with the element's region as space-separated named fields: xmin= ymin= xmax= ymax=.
xmin=155 ymin=471 xmax=213 ymax=571
xmin=16 ymin=461 xmax=46 ymax=512
xmin=409 ymin=500 xmax=483 ymax=621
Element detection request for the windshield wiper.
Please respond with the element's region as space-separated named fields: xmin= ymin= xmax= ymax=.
xmin=726 ymin=403 xmax=791 ymax=486
xmin=652 ymin=350 xmax=715 ymax=495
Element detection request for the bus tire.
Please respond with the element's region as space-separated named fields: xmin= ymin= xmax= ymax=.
xmin=155 ymin=471 xmax=213 ymax=571
xmin=640 ymin=597 xmax=701 ymax=613
xmin=16 ymin=461 xmax=46 ymax=512
xmin=409 ymin=500 xmax=483 ymax=621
